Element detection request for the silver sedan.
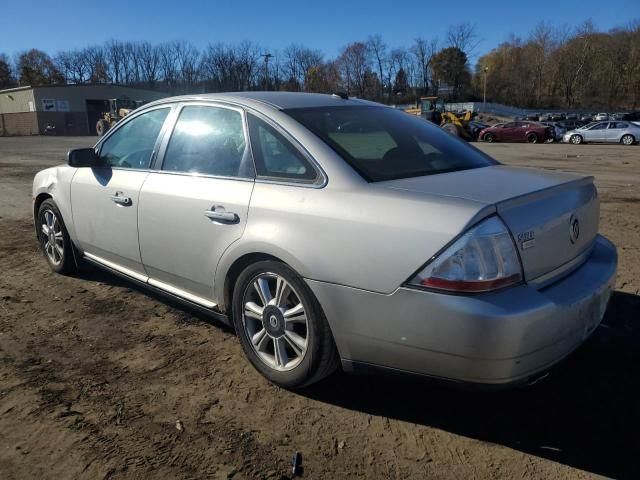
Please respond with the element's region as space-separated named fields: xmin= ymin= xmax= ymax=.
xmin=32 ymin=92 xmax=617 ymax=389
xmin=563 ymin=121 xmax=640 ymax=145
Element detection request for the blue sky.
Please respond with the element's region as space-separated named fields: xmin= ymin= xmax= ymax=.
xmin=1 ymin=0 xmax=636 ymax=62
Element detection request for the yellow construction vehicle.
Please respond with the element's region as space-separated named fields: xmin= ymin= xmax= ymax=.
xmin=96 ymin=98 xmax=144 ymax=136
xmin=440 ymin=110 xmax=475 ymax=140
xmin=405 ymin=96 xmax=476 ymax=140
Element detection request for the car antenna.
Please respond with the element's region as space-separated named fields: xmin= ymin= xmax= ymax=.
xmin=332 ymin=92 xmax=349 ymax=100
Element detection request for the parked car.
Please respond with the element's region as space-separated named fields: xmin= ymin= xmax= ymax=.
xmin=621 ymin=111 xmax=640 ymax=122
xmin=33 ymin=92 xmax=617 ymax=389
xmin=526 ymin=113 xmax=540 ymax=121
xmin=540 ymin=121 xmax=566 ymax=142
xmin=580 ymin=113 xmax=595 ymax=122
xmin=559 ymin=120 xmax=588 ymax=131
xmin=566 ymin=113 xmax=578 ymax=120
xmin=594 ymin=113 xmax=610 ymax=121
xmin=563 ymin=121 xmax=640 ymax=145
xmin=467 ymin=120 xmax=490 ymax=140
xmin=479 ymin=121 xmax=554 ymax=143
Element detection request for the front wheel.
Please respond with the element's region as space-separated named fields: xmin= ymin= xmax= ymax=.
xmin=570 ymin=134 xmax=583 ymax=145
xmin=621 ymin=134 xmax=635 ymax=145
xmin=232 ymin=260 xmax=339 ymax=388
xmin=526 ymin=133 xmax=539 ymax=144
xmin=37 ymin=199 xmax=77 ymax=274
xmin=96 ymin=119 xmax=111 ymax=136
xmin=483 ymin=133 xmax=495 ymax=143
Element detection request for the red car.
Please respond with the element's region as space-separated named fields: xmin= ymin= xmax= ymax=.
xmin=479 ymin=121 xmax=554 ymax=143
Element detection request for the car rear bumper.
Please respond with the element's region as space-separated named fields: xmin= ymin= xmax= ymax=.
xmin=307 ymin=235 xmax=617 ymax=387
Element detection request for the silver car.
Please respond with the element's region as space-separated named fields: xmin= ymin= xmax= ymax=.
xmin=33 ymin=92 xmax=617 ymax=389
xmin=563 ymin=121 xmax=640 ymax=145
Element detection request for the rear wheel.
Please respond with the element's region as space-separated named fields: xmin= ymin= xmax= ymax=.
xmin=621 ymin=134 xmax=635 ymax=145
xmin=570 ymin=134 xmax=583 ymax=145
xmin=526 ymin=133 xmax=539 ymax=144
xmin=232 ymin=260 xmax=339 ymax=389
xmin=483 ymin=133 xmax=495 ymax=143
xmin=37 ymin=199 xmax=77 ymax=275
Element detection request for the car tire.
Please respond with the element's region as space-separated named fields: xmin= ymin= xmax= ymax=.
xmin=526 ymin=133 xmax=539 ymax=144
xmin=621 ymin=134 xmax=635 ymax=145
xmin=37 ymin=199 xmax=77 ymax=275
xmin=96 ymin=119 xmax=110 ymax=136
xmin=232 ymin=260 xmax=339 ymax=389
xmin=570 ymin=134 xmax=583 ymax=145
xmin=483 ymin=133 xmax=495 ymax=143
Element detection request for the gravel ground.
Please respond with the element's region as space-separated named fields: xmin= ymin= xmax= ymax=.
xmin=1 ymin=136 xmax=638 ymax=480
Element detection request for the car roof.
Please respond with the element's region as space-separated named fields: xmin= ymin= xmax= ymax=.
xmin=144 ymin=91 xmax=381 ymax=111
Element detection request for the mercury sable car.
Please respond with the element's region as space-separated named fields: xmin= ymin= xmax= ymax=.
xmin=33 ymin=92 xmax=617 ymax=389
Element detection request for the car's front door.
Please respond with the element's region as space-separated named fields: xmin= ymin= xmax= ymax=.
xmin=500 ymin=122 xmax=518 ymax=141
xmin=584 ymin=122 xmax=609 ymax=142
xmin=71 ymin=106 xmax=172 ymax=278
xmin=137 ymin=103 xmax=255 ymax=306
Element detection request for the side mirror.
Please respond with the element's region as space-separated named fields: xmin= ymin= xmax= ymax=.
xmin=67 ymin=148 xmax=99 ymax=168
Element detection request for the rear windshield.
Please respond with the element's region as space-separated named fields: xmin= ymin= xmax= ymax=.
xmin=284 ymin=106 xmax=496 ymax=182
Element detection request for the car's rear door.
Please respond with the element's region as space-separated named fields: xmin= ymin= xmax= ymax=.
xmin=606 ymin=122 xmax=625 ymax=142
xmin=71 ymin=106 xmax=172 ymax=278
xmin=137 ymin=103 xmax=254 ymax=306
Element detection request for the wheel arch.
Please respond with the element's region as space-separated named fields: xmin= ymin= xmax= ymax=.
xmin=221 ymin=252 xmax=283 ymax=318
xmin=33 ymin=192 xmax=53 ymax=220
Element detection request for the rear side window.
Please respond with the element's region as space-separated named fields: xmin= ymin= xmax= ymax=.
xmin=99 ymin=108 xmax=169 ymax=169
xmin=285 ymin=106 xmax=496 ymax=182
xmin=247 ymin=114 xmax=317 ymax=182
xmin=162 ymin=105 xmax=253 ymax=178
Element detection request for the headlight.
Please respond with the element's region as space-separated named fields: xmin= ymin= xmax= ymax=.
xmin=408 ymin=216 xmax=523 ymax=293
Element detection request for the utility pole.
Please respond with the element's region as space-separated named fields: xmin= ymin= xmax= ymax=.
xmin=261 ymin=52 xmax=273 ymax=91
xmin=483 ymin=67 xmax=489 ymax=105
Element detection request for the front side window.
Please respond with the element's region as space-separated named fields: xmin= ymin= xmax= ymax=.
xmin=99 ymin=108 xmax=170 ymax=169
xmin=247 ymin=114 xmax=317 ymax=181
xmin=589 ymin=122 xmax=608 ymax=130
xmin=285 ymin=106 xmax=496 ymax=182
xmin=162 ymin=105 xmax=252 ymax=178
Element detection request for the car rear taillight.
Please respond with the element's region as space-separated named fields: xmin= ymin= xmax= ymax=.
xmin=408 ymin=216 xmax=523 ymax=293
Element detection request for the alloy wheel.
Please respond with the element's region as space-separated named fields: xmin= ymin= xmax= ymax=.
xmin=621 ymin=135 xmax=634 ymax=145
xmin=40 ymin=209 xmax=64 ymax=266
xmin=241 ymin=273 xmax=309 ymax=371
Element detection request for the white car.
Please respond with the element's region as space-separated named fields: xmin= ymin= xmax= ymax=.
xmin=594 ymin=113 xmax=610 ymax=121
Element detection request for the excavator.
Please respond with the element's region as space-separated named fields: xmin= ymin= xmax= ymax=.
xmin=405 ymin=96 xmax=476 ymax=140
xmin=96 ymin=98 xmax=145 ymax=136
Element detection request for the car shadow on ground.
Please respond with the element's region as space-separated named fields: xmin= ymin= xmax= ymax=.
xmin=304 ymin=290 xmax=640 ymax=480
xmin=79 ymin=264 xmax=639 ymax=479
xmin=77 ymin=267 xmax=235 ymax=333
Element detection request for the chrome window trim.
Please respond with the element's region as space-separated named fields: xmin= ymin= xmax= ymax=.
xmin=94 ymin=104 xmax=177 ymax=169
xmin=154 ymin=101 xmax=254 ymax=179
xmin=94 ymin=98 xmax=328 ymax=189
xmin=244 ymin=109 xmax=328 ymax=189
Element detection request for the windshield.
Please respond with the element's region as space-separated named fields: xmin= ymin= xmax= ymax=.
xmin=284 ymin=106 xmax=496 ymax=182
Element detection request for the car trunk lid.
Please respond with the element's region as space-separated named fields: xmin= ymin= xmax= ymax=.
xmin=380 ymin=165 xmax=599 ymax=281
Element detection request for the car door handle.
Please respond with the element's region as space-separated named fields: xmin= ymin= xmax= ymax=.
xmin=110 ymin=193 xmax=132 ymax=206
xmin=204 ymin=209 xmax=239 ymax=224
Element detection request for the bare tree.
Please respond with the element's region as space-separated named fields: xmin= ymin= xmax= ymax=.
xmin=367 ymin=34 xmax=387 ymax=99
xmin=446 ymin=23 xmax=481 ymax=57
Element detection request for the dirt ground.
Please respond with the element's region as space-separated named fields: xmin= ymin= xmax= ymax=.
xmin=1 ymin=136 xmax=639 ymax=480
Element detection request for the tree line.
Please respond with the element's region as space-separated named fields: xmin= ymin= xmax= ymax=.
xmin=0 ymin=19 xmax=638 ymax=109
